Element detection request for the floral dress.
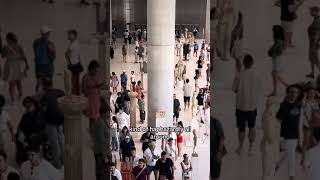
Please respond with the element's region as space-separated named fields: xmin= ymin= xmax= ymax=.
xmin=121 ymin=162 xmax=132 ymax=180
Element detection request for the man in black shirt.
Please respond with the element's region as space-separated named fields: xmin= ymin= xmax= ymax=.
xmin=197 ymin=89 xmax=205 ymax=120
xmin=280 ymin=0 xmax=304 ymax=48
xmin=155 ymin=151 xmax=174 ymax=180
xmin=173 ymin=94 xmax=181 ymax=124
xmin=140 ymin=130 xmax=156 ymax=152
xmin=120 ymin=136 xmax=135 ymax=162
xmin=39 ymin=78 xmax=65 ymax=169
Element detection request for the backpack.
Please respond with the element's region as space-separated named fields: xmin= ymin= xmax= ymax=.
xmin=34 ymin=39 xmax=54 ymax=64
xmin=120 ymin=74 xmax=127 ymax=83
xmin=194 ymin=43 xmax=198 ymax=49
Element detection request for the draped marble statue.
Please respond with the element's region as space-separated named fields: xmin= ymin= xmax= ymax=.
xmin=215 ymin=0 xmax=238 ymax=61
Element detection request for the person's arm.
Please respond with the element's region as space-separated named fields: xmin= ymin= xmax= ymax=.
xmin=48 ymin=41 xmax=56 ymax=60
xmin=181 ymin=161 xmax=187 ymax=172
xmin=171 ymin=160 xmax=175 ymax=179
xmin=288 ymin=0 xmax=304 ymax=12
xmin=7 ymin=120 xmax=15 ymax=142
xmin=276 ymin=102 xmax=286 ymax=121
xmin=65 ymin=47 xmax=72 ymax=65
xmin=232 ymin=74 xmax=239 ymax=93
xmin=19 ymin=46 xmax=29 ymax=70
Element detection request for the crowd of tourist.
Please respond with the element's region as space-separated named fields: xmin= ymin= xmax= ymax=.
xmin=109 ymin=26 xmax=210 ymax=179
xmin=212 ymin=1 xmax=320 ymax=180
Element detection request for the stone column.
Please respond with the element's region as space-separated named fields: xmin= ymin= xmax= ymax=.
xmin=129 ymin=91 xmax=138 ymax=128
xmin=205 ymin=0 xmax=210 ymax=43
xmin=147 ymin=0 xmax=176 ymax=128
xmin=58 ymin=96 xmax=87 ymax=180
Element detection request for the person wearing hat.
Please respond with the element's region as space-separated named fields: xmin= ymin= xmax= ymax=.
xmin=20 ymin=144 xmax=63 ymax=180
xmin=119 ymin=135 xmax=135 ymax=162
xmin=143 ymin=141 xmax=161 ymax=180
xmin=165 ymin=137 xmax=177 ymax=161
xmin=33 ymin=26 xmax=56 ymax=93
xmin=306 ymin=6 xmax=320 ymax=79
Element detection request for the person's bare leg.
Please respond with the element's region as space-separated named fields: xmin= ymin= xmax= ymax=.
xmin=8 ymin=81 xmax=15 ymax=103
xmin=268 ymin=72 xmax=277 ymax=96
xmin=236 ymin=129 xmax=245 ymax=156
xmin=288 ymin=32 xmax=294 ymax=47
xmin=16 ymin=80 xmax=23 ymax=100
xmin=301 ymin=129 xmax=310 ymax=168
xmin=276 ymin=74 xmax=288 ymax=87
xmin=248 ymin=128 xmax=256 ymax=156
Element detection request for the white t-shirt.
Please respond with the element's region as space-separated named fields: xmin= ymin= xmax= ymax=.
xmin=130 ymin=75 xmax=136 ymax=83
xmin=183 ymin=83 xmax=193 ymax=97
xmin=68 ymin=40 xmax=80 ymax=65
xmin=116 ymin=112 xmax=129 ymax=130
xmin=233 ymin=68 xmax=261 ymax=111
xmin=110 ymin=122 xmax=118 ymax=138
xmin=143 ymin=148 xmax=161 ymax=166
xmin=166 ymin=144 xmax=176 ymax=160
xmin=168 ymin=132 xmax=177 ymax=148
xmin=20 ymin=160 xmax=63 ymax=180
xmin=131 ymin=155 xmax=142 ymax=168
xmin=112 ymin=169 xmax=122 ymax=180
xmin=306 ymin=143 xmax=320 ymax=180
xmin=124 ymin=32 xmax=129 ymax=38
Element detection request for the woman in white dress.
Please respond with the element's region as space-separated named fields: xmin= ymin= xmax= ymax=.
xmin=2 ymin=33 xmax=29 ymax=103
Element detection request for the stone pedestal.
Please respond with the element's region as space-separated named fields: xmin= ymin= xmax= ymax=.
xmin=58 ymin=96 xmax=87 ymax=180
xmin=191 ymin=153 xmax=199 ymax=180
xmin=213 ymin=57 xmax=236 ymax=90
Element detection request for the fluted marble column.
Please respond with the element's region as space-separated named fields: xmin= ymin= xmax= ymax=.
xmin=58 ymin=96 xmax=87 ymax=180
xmin=147 ymin=0 xmax=176 ymax=128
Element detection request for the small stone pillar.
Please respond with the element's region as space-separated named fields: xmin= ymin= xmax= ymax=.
xmin=58 ymin=96 xmax=87 ymax=180
xmin=191 ymin=153 xmax=199 ymax=180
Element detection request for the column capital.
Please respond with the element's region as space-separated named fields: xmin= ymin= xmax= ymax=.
xmin=58 ymin=96 xmax=87 ymax=116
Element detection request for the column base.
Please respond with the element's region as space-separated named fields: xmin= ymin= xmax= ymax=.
xmin=213 ymin=57 xmax=236 ymax=90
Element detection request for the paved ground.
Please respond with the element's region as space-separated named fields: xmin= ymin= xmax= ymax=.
xmin=111 ymin=38 xmax=210 ymax=179
xmin=213 ymin=0 xmax=319 ymax=180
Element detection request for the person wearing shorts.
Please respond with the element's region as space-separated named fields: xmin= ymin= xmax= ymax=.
xmin=173 ymin=94 xmax=181 ymax=123
xmin=232 ymin=54 xmax=260 ymax=156
xmin=280 ymin=0 xmax=303 ymax=48
xmin=183 ymin=79 xmax=192 ymax=110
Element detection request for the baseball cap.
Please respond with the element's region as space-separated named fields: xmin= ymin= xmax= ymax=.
xmin=40 ymin=26 xmax=52 ymax=34
xmin=125 ymin=136 xmax=130 ymax=139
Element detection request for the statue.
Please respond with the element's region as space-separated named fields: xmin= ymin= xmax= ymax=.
xmin=129 ymin=87 xmax=138 ymax=128
xmin=215 ymin=0 xmax=237 ymax=61
xmin=192 ymin=128 xmax=198 ymax=154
